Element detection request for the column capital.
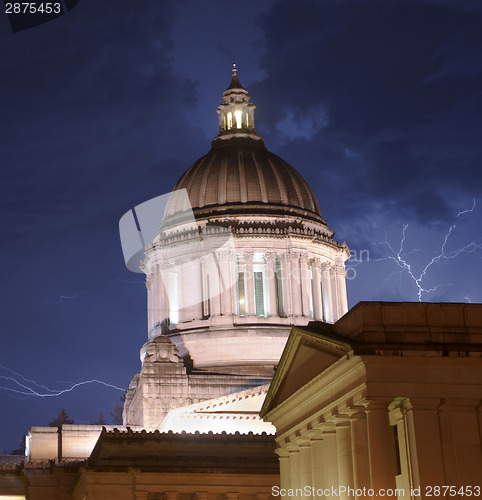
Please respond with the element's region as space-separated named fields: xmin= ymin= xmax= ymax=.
xmin=334 ymin=264 xmax=346 ymax=276
xmin=306 ymin=428 xmax=324 ymax=440
xmin=363 ymin=398 xmax=392 ymax=412
xmin=275 ymin=447 xmax=290 ymax=459
xmin=293 ymin=435 xmax=311 ymax=447
xmin=244 ymin=252 xmax=254 ymax=262
xmin=290 ymin=251 xmax=302 ymax=262
xmin=310 ymin=257 xmax=321 ymax=269
xmin=266 ymin=251 xmax=277 ymax=262
xmin=285 ymin=442 xmax=300 ymax=452
xmin=299 ymin=252 xmax=309 ymax=264
xmin=321 ymin=262 xmax=332 ymax=272
xmin=346 ymin=405 xmax=368 ymax=419
xmin=279 ymin=252 xmax=291 ymax=262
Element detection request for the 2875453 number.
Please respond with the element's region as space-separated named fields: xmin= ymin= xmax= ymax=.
xmin=426 ymin=486 xmax=481 ymax=496
xmin=5 ymin=3 xmax=61 ymax=14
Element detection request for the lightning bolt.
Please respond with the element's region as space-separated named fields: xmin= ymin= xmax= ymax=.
xmin=348 ymin=199 xmax=482 ymax=301
xmin=48 ymin=279 xmax=144 ymax=305
xmin=0 ymin=365 xmax=125 ymax=398
xmin=49 ymin=287 xmax=88 ymax=304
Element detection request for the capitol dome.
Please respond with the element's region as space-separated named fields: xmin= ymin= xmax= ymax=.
xmin=173 ymin=136 xmax=324 ymax=223
xmin=137 ymin=64 xmax=349 ymax=373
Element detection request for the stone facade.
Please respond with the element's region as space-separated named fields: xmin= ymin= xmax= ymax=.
xmin=261 ymin=302 xmax=482 ymax=499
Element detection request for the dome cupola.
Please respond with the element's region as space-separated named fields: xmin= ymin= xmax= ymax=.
xmin=217 ymin=63 xmax=256 ymax=136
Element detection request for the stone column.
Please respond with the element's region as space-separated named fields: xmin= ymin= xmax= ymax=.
xmin=323 ymin=425 xmax=339 ymax=499
xmin=291 ymin=252 xmax=303 ymax=318
xmin=336 ymin=419 xmax=355 ymax=499
xmin=297 ymin=436 xmax=313 ymax=499
xmin=201 ymin=258 xmax=209 ymax=318
xmin=158 ymin=264 xmax=170 ymax=331
xmin=365 ymin=400 xmax=397 ymax=492
xmin=311 ymin=259 xmax=323 ymax=321
xmin=335 ymin=264 xmax=348 ymax=318
xmin=193 ymin=257 xmax=204 ymax=321
xmin=276 ymin=447 xmax=291 ymax=490
xmin=146 ymin=275 xmax=153 ymax=332
xmin=267 ymin=252 xmax=278 ymax=317
xmin=245 ymin=252 xmax=256 ymax=317
xmin=181 ymin=257 xmax=203 ymax=322
xmin=287 ymin=443 xmax=301 ymax=490
xmin=408 ymin=398 xmax=446 ymax=489
xmin=321 ymin=263 xmax=334 ymax=323
xmin=210 ymin=254 xmax=222 ymax=317
xmin=349 ymin=409 xmax=372 ymax=496
xmin=176 ymin=259 xmax=186 ymax=324
xmin=307 ymin=429 xmax=325 ymax=497
xmin=151 ymin=269 xmax=158 ymax=327
xmin=219 ymin=252 xmax=233 ymax=317
xmin=280 ymin=253 xmax=292 ymax=317
xmin=300 ymin=253 xmax=312 ymax=318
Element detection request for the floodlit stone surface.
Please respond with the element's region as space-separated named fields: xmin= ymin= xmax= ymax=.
xmin=261 ymin=301 xmax=482 ymax=497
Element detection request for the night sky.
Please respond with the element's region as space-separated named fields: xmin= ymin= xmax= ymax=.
xmin=1 ymin=0 xmax=481 ymax=453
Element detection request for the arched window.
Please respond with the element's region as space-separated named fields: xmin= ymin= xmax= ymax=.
xmin=253 ymin=253 xmax=269 ymax=317
xmin=235 ymin=110 xmax=242 ymax=129
xmin=236 ymin=256 xmax=247 ymax=317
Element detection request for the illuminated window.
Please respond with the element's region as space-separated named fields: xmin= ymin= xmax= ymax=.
xmin=227 ymin=112 xmax=233 ymax=129
xmin=253 ymin=253 xmax=269 ymax=317
xmin=236 ymin=257 xmax=247 ymax=317
xmin=254 ymin=272 xmax=265 ymax=316
xmin=235 ymin=110 xmax=242 ymax=129
xmin=223 ymin=116 xmax=226 ymax=130
xmin=246 ymin=112 xmax=249 ymax=127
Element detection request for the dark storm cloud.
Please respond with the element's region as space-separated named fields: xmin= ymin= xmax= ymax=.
xmin=1 ymin=0 xmax=481 ymax=454
xmin=253 ymin=0 xmax=482 ymax=225
xmin=0 ymin=0 xmax=205 ymax=247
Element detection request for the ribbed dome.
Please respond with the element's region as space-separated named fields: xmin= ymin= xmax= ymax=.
xmin=172 ymin=136 xmax=324 ymax=224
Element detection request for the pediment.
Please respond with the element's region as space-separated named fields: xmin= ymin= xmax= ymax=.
xmin=261 ymin=325 xmax=353 ymax=416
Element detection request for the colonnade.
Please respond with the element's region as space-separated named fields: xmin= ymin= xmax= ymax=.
xmin=145 ymin=250 xmax=348 ymax=334
xmin=276 ymin=402 xmax=399 ymax=500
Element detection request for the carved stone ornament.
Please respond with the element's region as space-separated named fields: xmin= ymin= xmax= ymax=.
xmin=144 ymin=336 xmax=183 ymax=364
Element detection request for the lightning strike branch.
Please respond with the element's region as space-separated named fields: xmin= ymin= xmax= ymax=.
xmin=0 ymin=365 xmax=125 ymax=399
xmin=349 ymin=199 xmax=482 ymax=301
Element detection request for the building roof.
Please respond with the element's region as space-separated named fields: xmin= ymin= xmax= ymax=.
xmin=0 ymin=455 xmax=24 ymax=469
xmin=88 ymin=428 xmax=278 ymax=473
xmin=172 ymin=136 xmax=324 ymax=223
xmin=261 ymin=301 xmax=482 ymax=418
xmin=226 ymin=63 xmax=245 ymax=90
xmin=159 ymin=384 xmax=275 ymax=435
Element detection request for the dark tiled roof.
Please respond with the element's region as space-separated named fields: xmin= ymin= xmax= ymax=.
xmin=0 ymin=454 xmax=24 ymax=468
xmin=171 ymin=137 xmax=324 ymax=224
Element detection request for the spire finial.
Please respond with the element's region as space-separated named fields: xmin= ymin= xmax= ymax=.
xmin=233 ymin=63 xmax=237 ymax=76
